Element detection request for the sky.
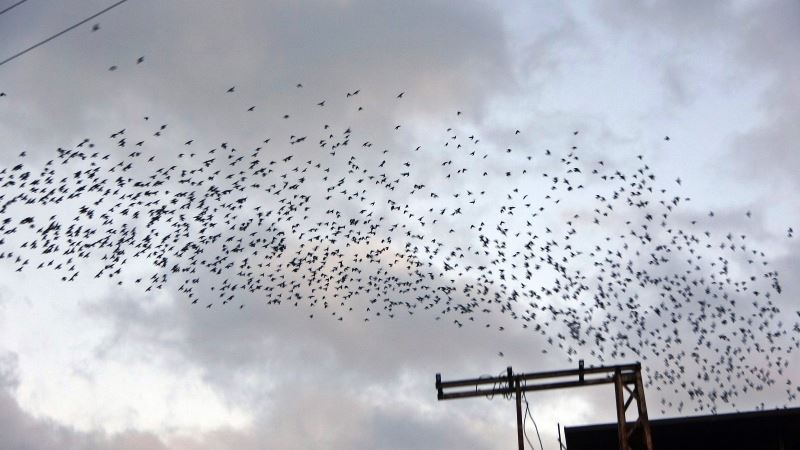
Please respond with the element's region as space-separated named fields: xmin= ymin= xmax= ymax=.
xmin=0 ymin=0 xmax=798 ymax=449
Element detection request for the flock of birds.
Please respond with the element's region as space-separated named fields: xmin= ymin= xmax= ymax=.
xmin=0 ymin=79 xmax=798 ymax=416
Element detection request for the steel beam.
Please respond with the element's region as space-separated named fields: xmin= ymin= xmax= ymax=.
xmin=436 ymin=361 xmax=654 ymax=450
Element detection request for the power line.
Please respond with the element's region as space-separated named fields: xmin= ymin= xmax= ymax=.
xmin=0 ymin=0 xmax=29 ymax=17
xmin=0 ymin=0 xmax=129 ymax=68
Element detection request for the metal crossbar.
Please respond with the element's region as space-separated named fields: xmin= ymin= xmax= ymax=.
xmin=436 ymin=361 xmax=654 ymax=450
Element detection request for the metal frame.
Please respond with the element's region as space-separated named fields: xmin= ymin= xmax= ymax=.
xmin=435 ymin=361 xmax=654 ymax=450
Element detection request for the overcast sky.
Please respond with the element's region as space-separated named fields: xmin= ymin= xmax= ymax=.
xmin=0 ymin=1 xmax=798 ymax=449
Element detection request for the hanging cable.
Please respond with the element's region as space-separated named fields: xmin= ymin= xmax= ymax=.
xmin=523 ymin=398 xmax=537 ymax=450
xmin=0 ymin=0 xmax=129 ymax=68
xmin=478 ymin=374 xmax=496 ymax=400
xmin=522 ymin=390 xmax=545 ymax=450
xmin=502 ymin=369 xmax=513 ymax=400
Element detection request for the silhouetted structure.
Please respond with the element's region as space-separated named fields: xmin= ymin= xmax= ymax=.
xmin=436 ymin=361 xmax=653 ymax=450
xmin=565 ymin=407 xmax=800 ymax=450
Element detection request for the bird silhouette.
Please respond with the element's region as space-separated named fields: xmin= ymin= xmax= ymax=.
xmin=0 ymin=86 xmax=794 ymax=416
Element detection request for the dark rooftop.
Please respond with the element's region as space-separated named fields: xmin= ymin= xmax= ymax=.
xmin=565 ymin=407 xmax=800 ymax=450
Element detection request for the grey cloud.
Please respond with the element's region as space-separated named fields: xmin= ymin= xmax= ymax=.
xmin=728 ymin=1 xmax=800 ymax=188
xmin=83 ymin=277 xmax=560 ymax=392
xmin=0 ymin=0 xmax=513 ymax=164
xmin=0 ymin=345 xmax=515 ymax=450
xmin=0 ymin=0 xmax=526 ymax=445
xmin=594 ymin=0 xmax=735 ymax=38
xmin=592 ymin=0 xmax=800 ymax=188
xmin=73 ymin=259 xmax=566 ymax=449
xmin=2 ymin=1 xmax=799 ymax=448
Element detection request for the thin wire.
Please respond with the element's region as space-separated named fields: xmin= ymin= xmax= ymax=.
xmin=0 ymin=0 xmax=28 ymax=17
xmin=479 ymin=370 xmax=510 ymax=401
xmin=0 ymin=0 xmax=129 ymax=68
xmin=523 ymin=390 xmax=545 ymax=450
xmin=477 ymin=373 xmax=542 ymax=449
xmin=502 ymin=370 xmax=513 ymax=400
xmin=478 ymin=374 xmax=496 ymax=399
xmin=523 ymin=397 xmax=536 ymax=450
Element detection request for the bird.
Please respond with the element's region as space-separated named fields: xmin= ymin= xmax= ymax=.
xmin=0 ymin=85 xmax=790 ymax=416
xmin=136 ymin=56 xmax=144 ymax=64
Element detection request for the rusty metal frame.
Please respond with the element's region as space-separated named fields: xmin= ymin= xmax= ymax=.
xmin=436 ymin=361 xmax=654 ymax=450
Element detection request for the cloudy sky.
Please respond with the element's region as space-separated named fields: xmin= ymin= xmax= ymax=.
xmin=0 ymin=0 xmax=798 ymax=449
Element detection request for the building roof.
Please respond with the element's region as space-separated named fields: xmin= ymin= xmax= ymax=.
xmin=564 ymin=407 xmax=800 ymax=450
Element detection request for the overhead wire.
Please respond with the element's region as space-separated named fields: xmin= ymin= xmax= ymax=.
xmin=0 ymin=0 xmax=129 ymax=68
xmin=0 ymin=0 xmax=28 ymax=17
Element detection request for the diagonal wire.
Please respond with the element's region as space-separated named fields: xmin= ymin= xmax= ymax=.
xmin=0 ymin=0 xmax=29 ymax=17
xmin=0 ymin=0 xmax=128 ymax=68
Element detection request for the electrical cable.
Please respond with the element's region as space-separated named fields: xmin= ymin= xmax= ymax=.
xmin=478 ymin=374 xmax=496 ymax=399
xmin=478 ymin=371 xmax=543 ymax=449
xmin=502 ymin=370 xmax=513 ymax=400
xmin=522 ymin=390 xmax=545 ymax=450
xmin=0 ymin=0 xmax=28 ymax=17
xmin=523 ymin=398 xmax=537 ymax=450
xmin=0 ymin=0 xmax=129 ymax=68
xmin=480 ymin=370 xmax=511 ymax=401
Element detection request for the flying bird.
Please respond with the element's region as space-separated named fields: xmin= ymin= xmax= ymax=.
xmin=0 ymin=85 xmax=790 ymax=416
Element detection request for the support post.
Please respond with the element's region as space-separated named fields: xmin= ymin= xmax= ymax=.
xmin=514 ymin=374 xmax=524 ymax=450
xmin=614 ymin=369 xmax=629 ymax=450
xmin=634 ymin=367 xmax=654 ymax=450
